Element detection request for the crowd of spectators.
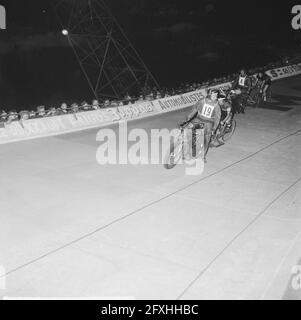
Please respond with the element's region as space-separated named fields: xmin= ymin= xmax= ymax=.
xmin=0 ymin=57 xmax=295 ymax=125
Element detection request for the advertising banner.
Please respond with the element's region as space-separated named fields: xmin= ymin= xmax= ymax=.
xmin=1 ymin=64 xmax=300 ymax=144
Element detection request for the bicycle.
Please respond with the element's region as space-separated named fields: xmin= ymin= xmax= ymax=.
xmin=210 ymin=113 xmax=237 ymax=147
xmin=164 ymin=122 xmax=208 ymax=170
xmin=217 ymin=117 xmax=236 ymax=143
xmin=246 ymin=88 xmax=260 ymax=107
xmin=230 ymin=89 xmax=252 ymax=112
xmin=256 ymin=86 xmax=272 ymax=107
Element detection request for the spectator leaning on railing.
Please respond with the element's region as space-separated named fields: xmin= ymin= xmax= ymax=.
xmin=0 ymin=110 xmax=7 ymax=122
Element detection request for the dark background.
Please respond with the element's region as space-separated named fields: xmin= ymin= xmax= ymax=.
xmin=0 ymin=0 xmax=300 ymax=111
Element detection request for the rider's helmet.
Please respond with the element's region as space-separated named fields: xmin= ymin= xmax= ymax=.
xmin=240 ymin=69 xmax=246 ymax=76
xmin=208 ymin=88 xmax=219 ymax=101
xmin=217 ymin=89 xmax=226 ymax=103
xmin=206 ymin=88 xmax=214 ymax=97
xmin=218 ymin=91 xmax=226 ymax=101
xmin=60 ymin=103 xmax=68 ymax=111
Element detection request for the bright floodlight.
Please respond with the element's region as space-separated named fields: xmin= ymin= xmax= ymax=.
xmin=62 ymin=29 xmax=69 ymax=36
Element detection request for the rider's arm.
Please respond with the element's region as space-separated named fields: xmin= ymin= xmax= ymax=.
xmin=185 ymin=99 xmax=203 ymax=122
xmin=258 ymin=79 xmax=265 ymax=90
xmin=253 ymin=76 xmax=259 ymax=87
xmin=265 ymin=74 xmax=271 ymax=85
xmin=232 ymin=77 xmax=238 ymax=89
xmin=186 ymin=108 xmax=197 ymax=122
xmin=223 ymin=105 xmax=232 ymax=123
xmin=246 ymin=77 xmax=252 ymax=94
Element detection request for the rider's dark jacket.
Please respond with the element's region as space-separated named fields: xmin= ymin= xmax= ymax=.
xmin=256 ymin=73 xmax=272 ymax=87
xmin=233 ymin=74 xmax=252 ymax=93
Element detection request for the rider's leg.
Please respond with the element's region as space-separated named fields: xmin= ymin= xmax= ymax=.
xmin=220 ymin=110 xmax=227 ymax=123
xmin=231 ymin=96 xmax=239 ymax=115
xmin=236 ymin=93 xmax=245 ymax=113
xmin=192 ymin=125 xmax=197 ymax=158
xmin=215 ymin=110 xmax=226 ymax=142
xmin=263 ymin=84 xmax=269 ymax=101
xmin=203 ymin=122 xmax=213 ymax=160
xmin=240 ymin=91 xmax=248 ymax=113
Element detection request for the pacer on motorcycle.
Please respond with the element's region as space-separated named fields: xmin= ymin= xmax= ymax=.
xmin=180 ymin=89 xmax=221 ymax=161
xmin=232 ymin=69 xmax=252 ymax=113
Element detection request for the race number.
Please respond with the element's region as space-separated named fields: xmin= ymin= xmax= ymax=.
xmin=239 ymin=76 xmax=246 ymax=86
xmin=201 ymin=104 xmax=214 ymax=118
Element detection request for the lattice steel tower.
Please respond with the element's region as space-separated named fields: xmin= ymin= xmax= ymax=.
xmin=53 ymin=0 xmax=159 ymax=100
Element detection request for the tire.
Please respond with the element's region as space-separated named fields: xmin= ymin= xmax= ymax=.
xmin=163 ymin=136 xmax=183 ymax=170
xmin=222 ymin=119 xmax=236 ymax=142
xmin=246 ymin=93 xmax=257 ymax=107
xmin=247 ymin=98 xmax=256 ymax=107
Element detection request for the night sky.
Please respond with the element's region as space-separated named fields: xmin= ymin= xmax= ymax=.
xmin=0 ymin=0 xmax=300 ymax=110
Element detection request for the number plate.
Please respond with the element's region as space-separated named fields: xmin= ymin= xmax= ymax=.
xmin=201 ymin=104 xmax=214 ymax=118
xmin=239 ymin=77 xmax=246 ymax=86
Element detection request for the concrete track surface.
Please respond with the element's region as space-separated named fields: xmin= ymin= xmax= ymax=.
xmin=0 ymin=75 xmax=301 ymax=299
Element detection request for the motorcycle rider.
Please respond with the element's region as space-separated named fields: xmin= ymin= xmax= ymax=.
xmin=232 ymin=69 xmax=252 ymax=113
xmin=255 ymin=71 xmax=272 ymax=102
xmin=181 ymin=89 xmax=221 ymax=161
xmin=218 ymin=91 xmax=232 ymax=126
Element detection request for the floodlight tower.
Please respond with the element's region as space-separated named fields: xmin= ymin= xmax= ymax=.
xmin=53 ymin=0 xmax=160 ymax=100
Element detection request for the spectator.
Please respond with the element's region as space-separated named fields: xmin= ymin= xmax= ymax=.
xmin=46 ymin=107 xmax=57 ymax=117
xmin=92 ymin=100 xmax=100 ymax=109
xmin=37 ymin=105 xmax=46 ymax=117
xmin=124 ymin=93 xmax=132 ymax=105
xmin=80 ymin=101 xmax=90 ymax=111
xmin=0 ymin=110 xmax=7 ymax=122
xmin=110 ymin=100 xmax=119 ymax=107
xmin=19 ymin=110 xmax=30 ymax=121
xmin=145 ymin=92 xmax=154 ymax=101
xmin=29 ymin=110 xmax=36 ymax=119
xmin=103 ymin=100 xmax=110 ymax=108
xmin=59 ymin=103 xmax=68 ymax=114
xmin=8 ymin=110 xmax=19 ymax=122
xmin=71 ymin=103 xmax=79 ymax=113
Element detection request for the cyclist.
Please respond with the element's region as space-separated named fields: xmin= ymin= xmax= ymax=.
xmin=218 ymin=91 xmax=232 ymax=126
xmin=211 ymin=91 xmax=233 ymax=145
xmin=232 ymin=69 xmax=252 ymax=113
xmin=255 ymin=71 xmax=272 ymax=102
xmin=180 ymin=89 xmax=221 ymax=161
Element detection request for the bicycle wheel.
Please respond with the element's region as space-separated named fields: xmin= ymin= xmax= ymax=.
xmin=246 ymin=91 xmax=257 ymax=107
xmin=204 ymin=134 xmax=211 ymax=158
xmin=221 ymin=119 xmax=236 ymax=142
xmin=164 ymin=135 xmax=183 ymax=169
